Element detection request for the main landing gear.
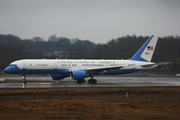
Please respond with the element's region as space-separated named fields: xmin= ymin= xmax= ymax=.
xmin=88 ymin=75 xmax=97 ymax=84
xmin=77 ymin=79 xmax=97 ymax=84
xmin=76 ymin=75 xmax=97 ymax=84
xmin=88 ymin=79 xmax=97 ymax=84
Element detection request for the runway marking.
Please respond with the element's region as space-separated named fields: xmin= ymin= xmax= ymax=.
xmin=0 ymin=78 xmax=4 ymax=81
xmin=1 ymin=76 xmax=180 ymax=88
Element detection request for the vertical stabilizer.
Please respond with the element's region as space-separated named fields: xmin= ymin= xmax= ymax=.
xmin=130 ymin=35 xmax=158 ymax=62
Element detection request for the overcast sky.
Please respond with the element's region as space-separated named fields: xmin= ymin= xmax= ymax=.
xmin=0 ymin=0 xmax=180 ymax=43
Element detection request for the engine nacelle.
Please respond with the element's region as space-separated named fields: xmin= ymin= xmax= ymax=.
xmin=51 ymin=74 xmax=66 ymax=80
xmin=71 ymin=70 xmax=86 ymax=80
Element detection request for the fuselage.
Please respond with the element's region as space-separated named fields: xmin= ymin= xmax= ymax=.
xmin=4 ymin=59 xmax=156 ymax=75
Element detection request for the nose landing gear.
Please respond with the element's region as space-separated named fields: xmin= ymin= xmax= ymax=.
xmin=22 ymin=74 xmax=27 ymax=84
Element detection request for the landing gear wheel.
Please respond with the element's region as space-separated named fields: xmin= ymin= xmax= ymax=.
xmin=22 ymin=75 xmax=27 ymax=84
xmin=88 ymin=79 xmax=92 ymax=83
xmin=88 ymin=79 xmax=97 ymax=84
xmin=93 ymin=79 xmax=97 ymax=83
xmin=23 ymin=80 xmax=27 ymax=84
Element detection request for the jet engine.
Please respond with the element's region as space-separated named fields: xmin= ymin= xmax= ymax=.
xmin=71 ymin=70 xmax=86 ymax=80
xmin=51 ymin=74 xmax=66 ymax=80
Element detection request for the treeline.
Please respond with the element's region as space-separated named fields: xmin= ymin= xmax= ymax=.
xmin=0 ymin=34 xmax=96 ymax=69
xmin=0 ymin=34 xmax=180 ymax=74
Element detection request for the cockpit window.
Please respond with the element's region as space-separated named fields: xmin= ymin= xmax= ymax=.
xmin=10 ymin=64 xmax=17 ymax=66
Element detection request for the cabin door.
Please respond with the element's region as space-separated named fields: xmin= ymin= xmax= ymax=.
xmin=23 ymin=63 xmax=27 ymax=70
xmin=132 ymin=63 xmax=136 ymax=69
xmin=54 ymin=62 xmax=58 ymax=69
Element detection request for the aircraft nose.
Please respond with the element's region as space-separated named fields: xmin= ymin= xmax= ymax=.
xmin=4 ymin=66 xmax=12 ymax=73
xmin=4 ymin=66 xmax=20 ymax=74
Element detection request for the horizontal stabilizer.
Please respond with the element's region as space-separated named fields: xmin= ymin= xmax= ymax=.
xmin=141 ymin=62 xmax=169 ymax=67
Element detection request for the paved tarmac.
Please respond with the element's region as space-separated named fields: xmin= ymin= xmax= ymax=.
xmin=0 ymin=76 xmax=180 ymax=88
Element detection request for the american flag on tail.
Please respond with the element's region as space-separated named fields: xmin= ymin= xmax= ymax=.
xmin=147 ymin=46 xmax=153 ymax=50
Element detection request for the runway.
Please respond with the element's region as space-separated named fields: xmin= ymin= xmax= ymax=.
xmin=0 ymin=76 xmax=180 ymax=88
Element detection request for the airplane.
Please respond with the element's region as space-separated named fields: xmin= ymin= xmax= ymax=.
xmin=4 ymin=35 xmax=168 ymax=84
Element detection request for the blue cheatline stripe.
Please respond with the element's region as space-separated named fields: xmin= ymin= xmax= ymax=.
xmin=130 ymin=35 xmax=154 ymax=62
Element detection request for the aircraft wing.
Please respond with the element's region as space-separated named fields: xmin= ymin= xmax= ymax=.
xmin=85 ymin=65 xmax=124 ymax=74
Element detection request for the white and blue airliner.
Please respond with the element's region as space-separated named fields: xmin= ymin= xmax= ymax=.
xmin=4 ymin=35 xmax=167 ymax=84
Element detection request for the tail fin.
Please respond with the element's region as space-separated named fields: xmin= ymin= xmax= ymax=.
xmin=130 ymin=35 xmax=158 ymax=62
